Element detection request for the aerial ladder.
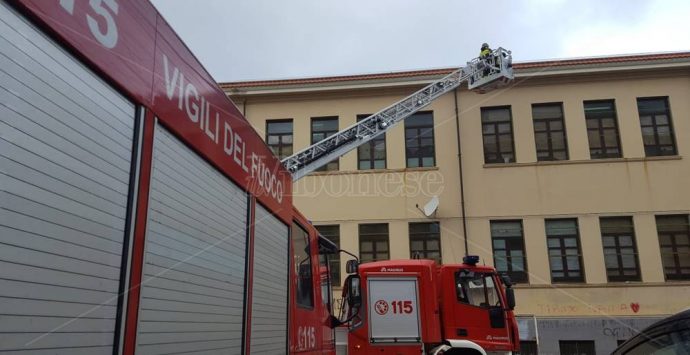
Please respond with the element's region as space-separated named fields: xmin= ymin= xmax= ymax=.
xmin=282 ymin=47 xmax=514 ymax=180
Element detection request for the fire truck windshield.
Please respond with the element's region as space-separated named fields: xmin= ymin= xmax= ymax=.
xmin=455 ymin=271 xmax=502 ymax=308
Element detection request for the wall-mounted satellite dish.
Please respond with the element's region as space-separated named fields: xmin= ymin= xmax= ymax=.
xmin=422 ymin=196 xmax=439 ymax=217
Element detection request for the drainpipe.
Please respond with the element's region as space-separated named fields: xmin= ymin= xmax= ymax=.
xmin=453 ymin=88 xmax=469 ymax=256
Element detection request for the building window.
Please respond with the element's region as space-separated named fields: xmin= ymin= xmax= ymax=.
xmin=520 ymin=341 xmax=539 ymax=355
xmin=637 ymin=97 xmax=677 ymax=156
xmin=559 ymin=340 xmax=595 ymax=355
xmin=405 ymin=112 xmax=435 ymax=167
xmin=584 ymin=100 xmax=622 ymax=159
xmin=600 ymin=217 xmax=641 ymax=282
xmin=357 ymin=114 xmax=386 ymax=169
xmin=265 ymin=119 xmax=293 ymax=160
xmin=409 ymin=222 xmax=441 ymax=263
xmin=491 ymin=220 xmax=528 ymax=283
xmin=311 ymin=116 xmax=339 ymax=171
xmin=546 ymin=219 xmax=584 ymax=283
xmin=656 ymin=215 xmax=690 ymax=280
xmin=481 ymin=106 xmax=515 ymax=164
xmin=316 ymin=225 xmax=341 ymax=286
xmin=532 ymin=103 xmax=568 ymax=161
xmin=292 ymin=223 xmax=313 ymax=308
xmin=359 ymin=224 xmax=389 ymax=263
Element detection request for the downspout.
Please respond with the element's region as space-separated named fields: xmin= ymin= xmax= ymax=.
xmin=453 ymin=88 xmax=469 ymax=256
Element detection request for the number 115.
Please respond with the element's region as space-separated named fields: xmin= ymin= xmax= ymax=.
xmin=391 ymin=300 xmax=413 ymax=314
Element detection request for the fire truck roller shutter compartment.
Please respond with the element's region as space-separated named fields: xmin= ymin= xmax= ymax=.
xmin=135 ymin=124 xmax=248 ymax=354
xmin=0 ymin=1 xmax=136 ymax=353
xmin=368 ymin=277 xmax=422 ymax=343
xmin=250 ymin=204 xmax=289 ymax=353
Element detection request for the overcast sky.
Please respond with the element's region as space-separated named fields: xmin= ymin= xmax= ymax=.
xmin=151 ymin=0 xmax=690 ymax=83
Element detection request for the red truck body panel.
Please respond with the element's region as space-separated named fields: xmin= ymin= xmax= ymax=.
xmin=4 ymin=1 xmax=334 ymax=354
xmin=13 ymin=0 xmax=292 ymax=222
xmin=290 ymin=209 xmax=336 ymax=354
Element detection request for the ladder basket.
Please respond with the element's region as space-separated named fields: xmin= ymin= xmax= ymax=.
xmin=466 ymin=47 xmax=514 ymax=93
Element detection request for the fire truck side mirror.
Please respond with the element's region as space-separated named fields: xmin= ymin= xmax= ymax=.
xmin=346 ymin=276 xmax=362 ymax=308
xmin=505 ymin=287 xmax=516 ymax=310
xmin=345 ymin=259 xmax=359 ymax=274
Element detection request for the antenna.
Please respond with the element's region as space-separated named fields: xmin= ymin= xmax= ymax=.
xmin=416 ymin=196 xmax=439 ymax=217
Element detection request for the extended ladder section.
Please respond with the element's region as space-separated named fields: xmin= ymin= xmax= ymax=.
xmin=282 ymin=48 xmax=513 ymax=181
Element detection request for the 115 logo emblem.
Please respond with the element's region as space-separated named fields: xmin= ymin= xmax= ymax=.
xmin=374 ymin=300 xmax=413 ymax=315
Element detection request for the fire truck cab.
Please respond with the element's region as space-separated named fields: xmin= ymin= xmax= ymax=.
xmin=342 ymin=257 xmax=519 ymax=355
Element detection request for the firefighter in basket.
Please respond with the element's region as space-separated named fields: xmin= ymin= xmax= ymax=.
xmin=479 ymin=42 xmax=494 ymax=76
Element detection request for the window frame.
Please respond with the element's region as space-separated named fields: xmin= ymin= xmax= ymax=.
xmin=311 ymin=116 xmax=340 ymax=171
xmin=637 ymin=96 xmax=677 ymax=157
xmin=532 ymin=102 xmax=569 ymax=161
xmin=409 ymin=222 xmax=442 ymax=263
xmin=559 ymin=340 xmax=596 ymax=355
xmin=545 ymin=218 xmax=585 ymax=283
xmin=318 ymin=250 xmax=332 ymax=312
xmin=357 ymin=114 xmax=387 ymax=170
xmin=600 ymin=216 xmax=641 ymax=282
xmin=404 ymin=111 xmax=436 ymax=168
xmin=292 ymin=221 xmax=314 ymax=309
xmin=359 ymin=223 xmax=390 ymax=263
xmin=315 ymin=225 xmax=341 ymax=286
xmin=520 ymin=341 xmax=539 ymax=355
xmin=656 ymin=214 xmax=690 ymax=281
xmin=583 ymin=99 xmax=623 ymax=159
xmin=265 ymin=118 xmax=294 ymax=160
xmin=490 ymin=220 xmax=528 ymax=283
xmin=481 ymin=106 xmax=516 ymax=164
xmin=455 ymin=271 xmax=502 ymax=309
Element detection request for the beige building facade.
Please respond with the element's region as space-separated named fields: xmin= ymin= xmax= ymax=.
xmin=224 ymin=52 xmax=690 ymax=354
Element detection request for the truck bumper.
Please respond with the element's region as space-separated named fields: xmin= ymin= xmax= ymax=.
xmin=430 ymin=340 xmax=514 ymax=355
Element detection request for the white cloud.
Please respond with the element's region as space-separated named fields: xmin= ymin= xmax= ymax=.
xmin=560 ymin=0 xmax=690 ymax=57
xmin=152 ymin=0 xmax=690 ymax=81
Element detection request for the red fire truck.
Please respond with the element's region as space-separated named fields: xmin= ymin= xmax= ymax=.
xmin=0 ymin=1 xmax=338 ymax=353
xmin=1 ymin=0 xmax=516 ymax=353
xmin=340 ymin=257 xmax=520 ymax=355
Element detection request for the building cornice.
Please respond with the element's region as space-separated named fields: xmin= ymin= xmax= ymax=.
xmin=221 ymin=51 xmax=690 ymax=96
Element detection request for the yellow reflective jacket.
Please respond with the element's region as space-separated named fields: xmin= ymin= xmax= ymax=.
xmin=480 ymin=48 xmax=491 ymax=58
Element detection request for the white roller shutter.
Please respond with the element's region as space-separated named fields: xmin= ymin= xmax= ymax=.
xmin=0 ymin=2 xmax=135 ymax=354
xmin=136 ymin=124 xmax=248 ymax=354
xmin=250 ymin=204 xmax=289 ymax=354
xmin=367 ymin=277 xmax=421 ymax=343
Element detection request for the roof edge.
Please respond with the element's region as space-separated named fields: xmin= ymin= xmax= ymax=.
xmin=220 ymin=51 xmax=690 ymax=90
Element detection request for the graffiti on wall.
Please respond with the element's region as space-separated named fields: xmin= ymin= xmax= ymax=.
xmin=537 ymin=302 xmax=641 ymax=316
xmin=537 ymin=317 xmax=660 ymax=340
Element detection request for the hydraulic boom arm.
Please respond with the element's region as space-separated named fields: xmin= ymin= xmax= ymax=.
xmin=282 ymin=48 xmax=513 ymax=181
